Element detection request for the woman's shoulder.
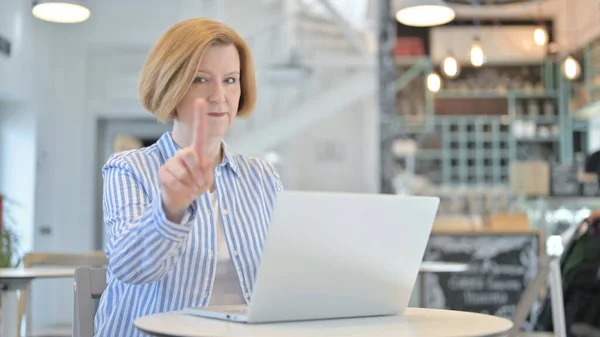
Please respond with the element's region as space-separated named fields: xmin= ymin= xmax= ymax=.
xmin=228 ymin=151 xmax=277 ymax=173
xmin=227 ymin=151 xmax=282 ymax=191
xmin=102 ymin=144 xmax=163 ymax=174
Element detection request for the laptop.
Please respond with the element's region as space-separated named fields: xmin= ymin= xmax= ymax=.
xmin=183 ymin=190 xmax=439 ymax=323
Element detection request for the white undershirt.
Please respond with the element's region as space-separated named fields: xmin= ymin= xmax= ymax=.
xmin=208 ymin=190 xmax=245 ymax=306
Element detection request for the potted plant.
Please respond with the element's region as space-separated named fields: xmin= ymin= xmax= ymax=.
xmin=0 ymin=194 xmax=21 ymax=268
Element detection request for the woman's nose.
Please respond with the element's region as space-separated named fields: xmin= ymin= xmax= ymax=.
xmin=208 ymin=82 xmax=225 ymax=103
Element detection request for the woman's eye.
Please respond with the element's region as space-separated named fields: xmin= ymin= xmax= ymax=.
xmin=193 ymin=77 xmax=207 ymax=84
xmin=225 ymin=78 xmax=236 ymax=84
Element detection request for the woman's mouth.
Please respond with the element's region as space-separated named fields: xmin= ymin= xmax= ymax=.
xmin=207 ymin=112 xmax=227 ymax=117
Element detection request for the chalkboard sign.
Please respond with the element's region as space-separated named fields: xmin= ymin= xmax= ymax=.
xmin=422 ymin=232 xmax=540 ymax=329
xmin=581 ymin=181 xmax=599 ymax=197
xmin=551 ymin=163 xmax=579 ymax=196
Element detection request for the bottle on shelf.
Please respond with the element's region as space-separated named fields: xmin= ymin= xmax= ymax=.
xmin=543 ymin=100 xmax=554 ymax=118
xmin=526 ymin=100 xmax=540 ymax=118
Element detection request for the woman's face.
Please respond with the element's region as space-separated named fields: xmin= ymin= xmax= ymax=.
xmin=176 ymin=43 xmax=241 ymax=140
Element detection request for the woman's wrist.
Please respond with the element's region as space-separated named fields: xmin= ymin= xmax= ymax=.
xmin=163 ymin=202 xmax=185 ymax=223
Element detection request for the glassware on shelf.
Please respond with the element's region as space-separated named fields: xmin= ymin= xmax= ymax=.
xmin=534 ymin=82 xmax=545 ymax=93
xmin=537 ymin=126 xmax=550 ymax=138
xmin=526 ymin=100 xmax=539 ymax=118
xmin=515 ymin=120 xmax=536 ymax=138
xmin=543 ymin=100 xmax=554 ymax=118
xmin=512 ymin=120 xmax=524 ymax=137
xmin=515 ymin=102 xmax=524 ymax=116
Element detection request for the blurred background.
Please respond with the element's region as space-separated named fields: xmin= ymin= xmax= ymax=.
xmin=1 ymin=0 xmax=599 ymax=335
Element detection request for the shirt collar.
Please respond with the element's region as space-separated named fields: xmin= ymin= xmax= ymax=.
xmin=157 ymin=132 xmax=239 ymax=176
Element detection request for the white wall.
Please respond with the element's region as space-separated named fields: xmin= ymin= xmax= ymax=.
xmin=0 ymin=0 xmax=33 ymax=250
xmin=0 ymin=0 xmax=29 ymax=101
xmin=0 ymin=0 xmax=61 ymax=256
xmin=0 ymin=101 xmax=36 ymax=256
xmin=0 ymin=0 xmax=64 ymax=328
xmin=285 ymin=96 xmax=380 ymax=193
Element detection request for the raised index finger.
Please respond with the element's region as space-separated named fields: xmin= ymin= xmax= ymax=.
xmin=192 ymin=98 xmax=207 ymax=158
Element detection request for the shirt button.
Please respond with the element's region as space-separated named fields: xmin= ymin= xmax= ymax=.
xmin=244 ymin=292 xmax=250 ymax=298
xmin=233 ymin=250 xmax=239 ymax=257
xmin=223 ymin=209 xmax=230 ymax=216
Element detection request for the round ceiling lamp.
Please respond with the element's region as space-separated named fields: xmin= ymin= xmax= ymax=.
xmin=32 ymin=1 xmax=91 ymax=23
xmin=395 ymin=0 xmax=456 ymax=27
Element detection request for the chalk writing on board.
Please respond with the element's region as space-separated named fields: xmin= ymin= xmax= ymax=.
xmin=422 ymin=233 xmax=540 ymax=331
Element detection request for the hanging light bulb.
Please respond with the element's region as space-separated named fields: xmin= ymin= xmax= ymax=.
xmin=533 ymin=26 xmax=548 ymax=46
xmin=441 ymin=54 xmax=461 ymax=78
xmin=32 ymin=0 xmax=91 ymax=23
xmin=427 ymin=72 xmax=442 ymax=92
xmin=470 ymin=37 xmax=485 ymax=67
xmin=562 ymin=55 xmax=581 ymax=80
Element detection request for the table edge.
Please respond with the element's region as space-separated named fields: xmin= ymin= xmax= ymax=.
xmin=134 ymin=307 xmax=514 ymax=337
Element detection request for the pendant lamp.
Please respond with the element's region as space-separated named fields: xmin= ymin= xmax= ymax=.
xmin=32 ymin=0 xmax=91 ymax=23
xmin=562 ymin=55 xmax=581 ymax=80
xmin=395 ymin=0 xmax=455 ymax=27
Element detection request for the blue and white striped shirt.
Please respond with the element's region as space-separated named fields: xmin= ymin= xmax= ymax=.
xmin=94 ymin=132 xmax=282 ymax=336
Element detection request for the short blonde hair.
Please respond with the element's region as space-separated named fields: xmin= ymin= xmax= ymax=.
xmin=139 ymin=18 xmax=257 ymax=123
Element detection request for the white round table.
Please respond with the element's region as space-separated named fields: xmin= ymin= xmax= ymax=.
xmin=134 ymin=307 xmax=513 ymax=337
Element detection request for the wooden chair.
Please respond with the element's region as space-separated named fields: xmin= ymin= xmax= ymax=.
xmin=72 ymin=267 xmax=107 ymax=337
xmin=508 ymin=256 xmax=566 ymax=337
xmin=17 ymin=251 xmax=108 ymax=336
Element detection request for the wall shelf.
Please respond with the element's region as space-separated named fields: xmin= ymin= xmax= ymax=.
xmin=434 ymin=90 xmax=557 ymax=99
xmin=514 ymin=137 xmax=559 ymax=142
xmin=384 ymin=58 xmax=582 ymax=194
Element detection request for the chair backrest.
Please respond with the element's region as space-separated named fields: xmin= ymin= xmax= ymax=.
xmin=507 ymin=256 xmax=553 ymax=337
xmin=508 ymin=256 xmax=567 ymax=337
xmin=73 ymin=267 xmax=107 ymax=337
xmin=17 ymin=251 xmax=109 ymax=334
xmin=23 ymin=251 xmax=108 ymax=268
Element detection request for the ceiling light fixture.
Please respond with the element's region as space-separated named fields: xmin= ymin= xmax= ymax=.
xmin=32 ymin=0 xmax=91 ymax=24
xmin=395 ymin=0 xmax=456 ymax=27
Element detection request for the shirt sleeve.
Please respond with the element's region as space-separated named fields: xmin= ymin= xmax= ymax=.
xmin=262 ymin=161 xmax=283 ymax=194
xmin=102 ymin=154 xmax=196 ymax=285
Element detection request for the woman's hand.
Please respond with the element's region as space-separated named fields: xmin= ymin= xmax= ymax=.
xmin=159 ymin=99 xmax=214 ymax=222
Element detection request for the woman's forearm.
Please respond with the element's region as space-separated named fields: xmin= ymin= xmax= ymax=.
xmin=103 ymin=158 xmax=196 ymax=285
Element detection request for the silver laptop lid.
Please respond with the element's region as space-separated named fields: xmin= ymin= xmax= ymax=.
xmin=247 ymin=190 xmax=439 ymax=322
